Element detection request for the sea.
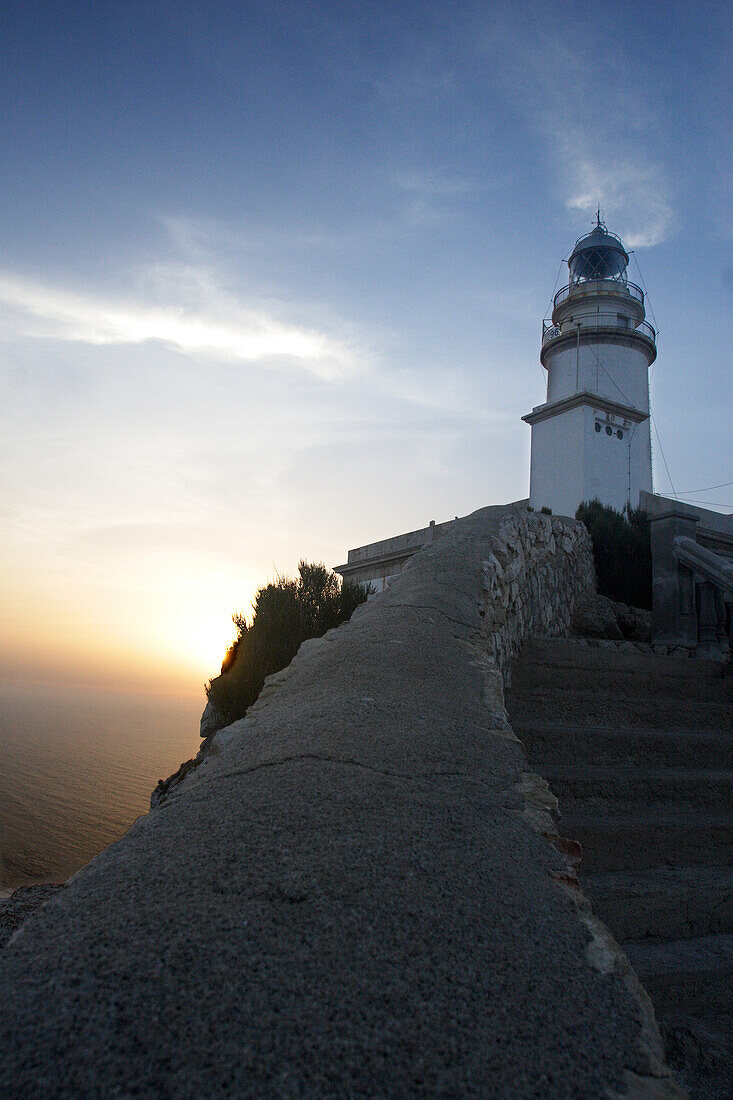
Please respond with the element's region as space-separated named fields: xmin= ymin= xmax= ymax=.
xmin=0 ymin=679 xmax=203 ymax=895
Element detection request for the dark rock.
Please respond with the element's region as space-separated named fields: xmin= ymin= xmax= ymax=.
xmin=200 ymin=700 xmax=227 ymax=739
xmin=571 ymin=594 xmax=652 ymax=642
xmin=1 ymin=883 xmax=65 ymax=950
xmin=615 ymin=602 xmax=652 ymax=642
xmin=150 ymin=756 xmax=199 ymax=810
xmin=570 ymin=593 xmax=623 ymax=639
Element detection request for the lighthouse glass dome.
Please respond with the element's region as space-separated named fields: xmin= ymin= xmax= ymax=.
xmin=568 ymin=223 xmax=629 ymax=285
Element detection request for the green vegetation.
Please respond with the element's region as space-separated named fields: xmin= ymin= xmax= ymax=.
xmin=576 ymin=499 xmax=652 ymax=609
xmin=206 ymin=561 xmax=371 ymax=724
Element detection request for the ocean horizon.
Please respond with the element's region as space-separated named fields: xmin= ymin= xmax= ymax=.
xmin=1 ymin=678 xmax=203 ymax=893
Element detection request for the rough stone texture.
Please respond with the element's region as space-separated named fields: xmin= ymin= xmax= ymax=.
xmin=0 ymin=506 xmax=682 ymax=1098
xmin=477 ymin=510 xmax=596 ymax=676
xmin=615 ymin=603 xmax=652 ymax=644
xmin=200 ymin=698 xmax=227 ymax=738
xmin=571 ymin=593 xmax=624 ymax=640
xmin=149 ymin=753 xmax=199 ymax=810
xmin=570 ymin=594 xmax=652 ymax=644
xmin=0 ymin=884 xmax=64 ymax=951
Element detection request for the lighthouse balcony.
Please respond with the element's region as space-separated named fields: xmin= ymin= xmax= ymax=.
xmin=551 ymin=278 xmax=646 ymax=331
xmin=541 ymin=316 xmax=656 ymax=348
xmin=553 ymin=278 xmax=644 ymax=310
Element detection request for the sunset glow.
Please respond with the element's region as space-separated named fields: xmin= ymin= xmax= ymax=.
xmin=1 ymin=1 xmax=730 ymax=707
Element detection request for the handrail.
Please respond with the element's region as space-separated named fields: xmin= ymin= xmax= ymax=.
xmin=541 ymin=317 xmax=657 ymax=347
xmin=554 ymin=280 xmax=644 ymax=309
xmin=673 ymin=536 xmax=733 ymax=600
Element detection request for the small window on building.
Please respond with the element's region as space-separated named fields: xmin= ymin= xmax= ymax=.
xmin=595 ymin=422 xmax=601 ymax=433
xmin=605 ymin=425 xmax=613 ymax=436
xmin=616 ymin=429 xmax=624 ymax=440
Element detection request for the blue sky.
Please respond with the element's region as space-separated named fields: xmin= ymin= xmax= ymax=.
xmin=1 ymin=0 xmax=731 ymax=688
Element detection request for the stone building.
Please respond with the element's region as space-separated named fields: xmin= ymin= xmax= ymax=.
xmin=334 ymin=517 xmax=454 ymax=594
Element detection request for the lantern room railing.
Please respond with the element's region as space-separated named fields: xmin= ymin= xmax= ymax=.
xmin=553 ymin=279 xmax=644 ymax=309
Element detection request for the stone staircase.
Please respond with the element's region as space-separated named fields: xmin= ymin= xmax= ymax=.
xmin=506 ymin=638 xmax=733 ymax=1100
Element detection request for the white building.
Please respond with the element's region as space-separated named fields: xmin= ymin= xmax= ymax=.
xmin=523 ymin=218 xmax=656 ymax=517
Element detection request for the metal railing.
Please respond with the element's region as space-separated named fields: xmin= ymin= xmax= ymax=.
xmin=553 ymin=279 xmax=644 ymax=309
xmin=635 ymin=320 xmax=656 ymax=343
xmin=541 ymin=316 xmax=656 ymax=347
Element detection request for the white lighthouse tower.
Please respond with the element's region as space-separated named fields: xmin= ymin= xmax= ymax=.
xmin=523 ymin=216 xmax=656 ymax=517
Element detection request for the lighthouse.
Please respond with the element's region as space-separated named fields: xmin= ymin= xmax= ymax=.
xmin=523 ymin=217 xmax=656 ymax=517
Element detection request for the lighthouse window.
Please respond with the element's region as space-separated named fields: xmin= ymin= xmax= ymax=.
xmin=616 ymin=429 xmax=624 ymax=440
xmin=595 ymin=422 xmax=601 ymax=433
xmin=605 ymin=425 xmax=613 ymax=436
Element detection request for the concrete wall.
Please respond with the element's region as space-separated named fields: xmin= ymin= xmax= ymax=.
xmin=642 ymin=492 xmax=733 ymax=652
xmin=335 ymin=517 xmax=454 ymax=593
xmin=642 ymin=492 xmax=733 ymax=561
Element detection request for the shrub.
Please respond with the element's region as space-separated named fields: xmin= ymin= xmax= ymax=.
xmin=576 ymin=499 xmax=652 ymax=609
xmin=206 ymin=561 xmax=371 ymax=724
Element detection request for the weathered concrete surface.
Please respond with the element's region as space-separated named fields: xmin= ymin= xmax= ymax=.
xmin=0 ymin=507 xmax=682 ymax=1097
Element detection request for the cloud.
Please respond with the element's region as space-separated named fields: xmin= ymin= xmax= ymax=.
xmin=477 ymin=10 xmax=675 ymax=247
xmin=549 ymin=123 xmax=674 ymax=249
xmin=391 ymin=168 xmax=475 ymax=227
xmin=393 ymin=170 xmax=474 ymax=198
xmin=0 ymin=269 xmax=358 ymax=381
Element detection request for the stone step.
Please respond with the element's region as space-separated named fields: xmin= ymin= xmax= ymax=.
xmin=512 ymin=722 xmax=733 ymax=769
xmin=659 ymin=1012 xmax=733 ymax=1100
xmin=582 ymin=866 xmax=733 ymax=942
xmin=625 ymin=934 xmax=733 ymax=1014
xmin=509 ymin=658 xmax=730 ymax=704
xmin=518 ymin=637 xmax=727 ymax=684
xmin=506 ymin=686 xmax=732 ymax=732
xmin=538 ymin=763 xmax=733 ymax=810
xmin=561 ymin=808 xmax=733 ymax=872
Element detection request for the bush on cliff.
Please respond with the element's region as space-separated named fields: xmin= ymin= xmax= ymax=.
xmin=576 ymin=499 xmax=652 ymax=610
xmin=206 ymin=561 xmax=371 ymax=724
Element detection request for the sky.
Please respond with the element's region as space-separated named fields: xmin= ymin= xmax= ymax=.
xmin=1 ymin=0 xmax=731 ymax=695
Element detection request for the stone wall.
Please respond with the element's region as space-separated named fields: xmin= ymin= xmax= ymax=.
xmin=477 ymin=510 xmax=596 ymax=678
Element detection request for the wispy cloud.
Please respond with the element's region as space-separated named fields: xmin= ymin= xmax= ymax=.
xmin=393 ymin=170 xmax=474 ymax=198
xmin=0 ymin=269 xmax=358 ymax=380
xmin=549 ymin=122 xmax=674 ymax=249
xmin=477 ymin=11 xmax=675 ymax=247
xmin=391 ymin=168 xmax=475 ymax=226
